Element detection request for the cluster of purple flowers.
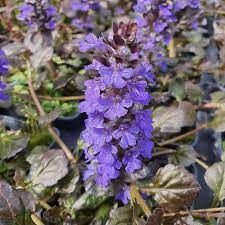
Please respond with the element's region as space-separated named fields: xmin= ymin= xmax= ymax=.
xmin=17 ymin=0 xmax=60 ymax=31
xmin=79 ymin=22 xmax=154 ymax=204
xmin=68 ymin=0 xmax=101 ymax=30
xmin=134 ymin=0 xmax=200 ymax=64
xmin=0 ymin=49 xmax=9 ymax=101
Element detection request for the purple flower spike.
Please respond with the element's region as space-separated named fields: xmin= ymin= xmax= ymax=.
xmin=17 ymin=0 xmax=60 ymax=31
xmin=80 ymin=22 xmax=154 ymax=204
xmin=134 ymin=0 xmax=200 ymax=64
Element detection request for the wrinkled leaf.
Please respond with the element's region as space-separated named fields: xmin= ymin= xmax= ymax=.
xmin=142 ymin=164 xmax=201 ymax=212
xmin=145 ymin=208 xmax=163 ymax=225
xmin=153 ymin=102 xmax=196 ymax=133
xmin=205 ymin=162 xmax=225 ymax=202
xmin=169 ymin=78 xmax=185 ymax=102
xmin=169 ymin=145 xmax=197 ymax=167
xmin=106 ymin=206 xmax=134 ymax=225
xmin=153 ymin=106 xmax=184 ymax=133
xmin=0 ymin=180 xmax=36 ymax=220
xmin=27 ymin=149 xmax=69 ymax=187
xmin=0 ymin=131 xmax=29 ymax=160
xmin=26 ymin=145 xmax=49 ymax=164
xmin=0 ymin=181 xmax=22 ymax=219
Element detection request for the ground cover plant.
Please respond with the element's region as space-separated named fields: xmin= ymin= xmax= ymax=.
xmin=1 ymin=0 xmax=225 ymax=224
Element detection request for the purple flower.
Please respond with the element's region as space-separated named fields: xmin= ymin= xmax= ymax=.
xmin=17 ymin=4 xmax=34 ymax=20
xmin=0 ymin=81 xmax=8 ymax=101
xmin=99 ymin=64 xmax=133 ymax=88
xmin=0 ymin=49 xmax=9 ymax=101
xmin=138 ymin=138 xmax=154 ymax=159
xmin=79 ymin=33 xmax=108 ymax=53
xmin=0 ymin=49 xmax=9 ymax=75
xmin=112 ymin=124 xmax=139 ymax=148
xmin=116 ymin=186 xmax=131 ymax=204
xmin=84 ymin=77 xmax=106 ymax=98
xmin=127 ymin=80 xmax=151 ymax=105
xmin=122 ymin=151 xmax=142 ymax=173
xmin=135 ymin=110 xmax=153 ymax=138
xmin=100 ymin=93 xmax=133 ymax=121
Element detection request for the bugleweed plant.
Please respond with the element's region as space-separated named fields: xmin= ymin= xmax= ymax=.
xmin=79 ymin=22 xmax=154 ymax=203
xmin=1 ymin=0 xmax=225 ymax=224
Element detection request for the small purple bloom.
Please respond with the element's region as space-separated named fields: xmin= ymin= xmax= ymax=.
xmin=122 ymin=151 xmax=142 ymax=173
xmin=79 ymin=33 xmax=108 ymax=53
xmin=116 ymin=186 xmax=131 ymax=204
xmin=0 ymin=81 xmax=8 ymax=101
xmin=0 ymin=49 xmax=9 ymax=75
xmin=112 ymin=124 xmax=139 ymax=148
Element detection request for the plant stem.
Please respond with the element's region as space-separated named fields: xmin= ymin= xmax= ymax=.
xmin=39 ymin=200 xmax=51 ymax=210
xmin=28 ymin=78 xmax=76 ymax=164
xmin=158 ymin=125 xmax=206 ymax=147
xmin=164 ymin=207 xmax=225 ymax=218
xmin=130 ymin=185 xmax=151 ymax=217
xmin=168 ymin=38 xmax=176 ymax=58
xmin=13 ymin=92 xmax=85 ymax=101
xmin=195 ymin=158 xmax=209 ymax=170
xmin=152 ymin=149 xmax=176 ymax=157
xmin=31 ymin=214 xmax=45 ymax=225
xmin=38 ymin=95 xmax=85 ymax=101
